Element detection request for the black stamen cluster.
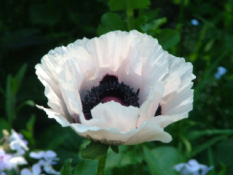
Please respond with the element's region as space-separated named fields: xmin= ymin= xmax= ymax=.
xmin=82 ymin=75 xmax=139 ymax=120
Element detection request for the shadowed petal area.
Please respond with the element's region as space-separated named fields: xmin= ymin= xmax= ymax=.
xmin=70 ymin=124 xmax=138 ymax=145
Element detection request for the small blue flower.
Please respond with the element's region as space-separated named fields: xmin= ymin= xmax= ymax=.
xmin=191 ymin=19 xmax=199 ymax=26
xmin=29 ymin=150 xmax=60 ymax=175
xmin=215 ymin=66 xmax=227 ymax=79
xmin=20 ymin=164 xmax=41 ymax=175
xmin=174 ymin=159 xmax=213 ymax=175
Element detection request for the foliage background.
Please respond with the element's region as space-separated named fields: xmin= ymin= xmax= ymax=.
xmin=0 ymin=0 xmax=233 ymax=174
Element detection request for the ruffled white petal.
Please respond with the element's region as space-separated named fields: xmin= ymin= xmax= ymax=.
xmin=70 ymin=116 xmax=172 ymax=145
xmin=137 ymin=82 xmax=164 ymax=127
xmin=70 ymin=124 xmax=138 ymax=145
xmin=160 ymin=55 xmax=195 ymax=125
xmin=80 ymin=101 xmax=139 ymax=132
xmin=153 ymin=114 xmax=188 ymax=129
xmin=125 ymin=117 xmax=172 ymax=145
xmin=35 ymin=65 xmax=69 ymax=120
xmin=55 ymin=57 xmax=83 ymax=117
xmin=36 ymin=105 xmax=70 ymax=127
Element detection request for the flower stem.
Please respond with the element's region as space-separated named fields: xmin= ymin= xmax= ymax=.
xmin=97 ymin=154 xmax=107 ymax=175
xmin=126 ymin=9 xmax=134 ymax=30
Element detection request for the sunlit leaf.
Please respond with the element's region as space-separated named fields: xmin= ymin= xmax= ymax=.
xmin=154 ymin=29 xmax=180 ymax=50
xmin=74 ymin=159 xmax=97 ymax=175
xmin=97 ymin=12 xmax=126 ymax=35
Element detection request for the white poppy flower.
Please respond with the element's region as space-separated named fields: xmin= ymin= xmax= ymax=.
xmin=35 ymin=30 xmax=195 ymax=145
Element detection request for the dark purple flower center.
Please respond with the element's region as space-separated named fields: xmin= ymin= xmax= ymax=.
xmin=82 ymin=75 xmax=140 ymax=120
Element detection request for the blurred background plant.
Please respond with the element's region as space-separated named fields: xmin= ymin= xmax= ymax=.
xmin=0 ymin=0 xmax=233 ymax=175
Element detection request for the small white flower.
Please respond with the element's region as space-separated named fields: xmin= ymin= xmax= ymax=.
xmin=36 ymin=30 xmax=195 ymax=145
xmin=9 ymin=156 xmax=27 ymax=169
xmin=21 ymin=164 xmax=41 ymax=175
xmin=174 ymin=159 xmax=213 ymax=175
xmin=9 ymin=130 xmax=28 ymax=156
xmin=214 ymin=66 xmax=227 ymax=79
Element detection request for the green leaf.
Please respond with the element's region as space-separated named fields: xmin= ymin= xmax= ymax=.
xmin=13 ymin=64 xmax=27 ymax=94
xmin=109 ymin=0 xmax=150 ymax=11
xmin=97 ymin=12 xmax=126 ymax=36
xmin=16 ymin=100 xmax=35 ymax=113
xmin=74 ymin=159 xmax=97 ymax=175
xmin=106 ymin=145 xmax=143 ymax=170
xmin=188 ymin=129 xmax=233 ymax=140
xmin=21 ymin=114 xmax=36 ymax=145
xmin=143 ymin=146 xmax=185 ymax=175
xmin=217 ymin=163 xmax=226 ymax=175
xmin=5 ymin=75 xmax=16 ymax=123
xmin=81 ymin=141 xmax=109 ymax=160
xmin=191 ymin=135 xmax=228 ymax=157
xmin=141 ymin=17 xmax=167 ymax=33
xmin=110 ymin=145 xmax=119 ymax=154
xmin=213 ymin=139 xmax=233 ymax=175
xmin=154 ymin=29 xmax=180 ymax=50
xmin=60 ymin=159 xmax=72 ymax=175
